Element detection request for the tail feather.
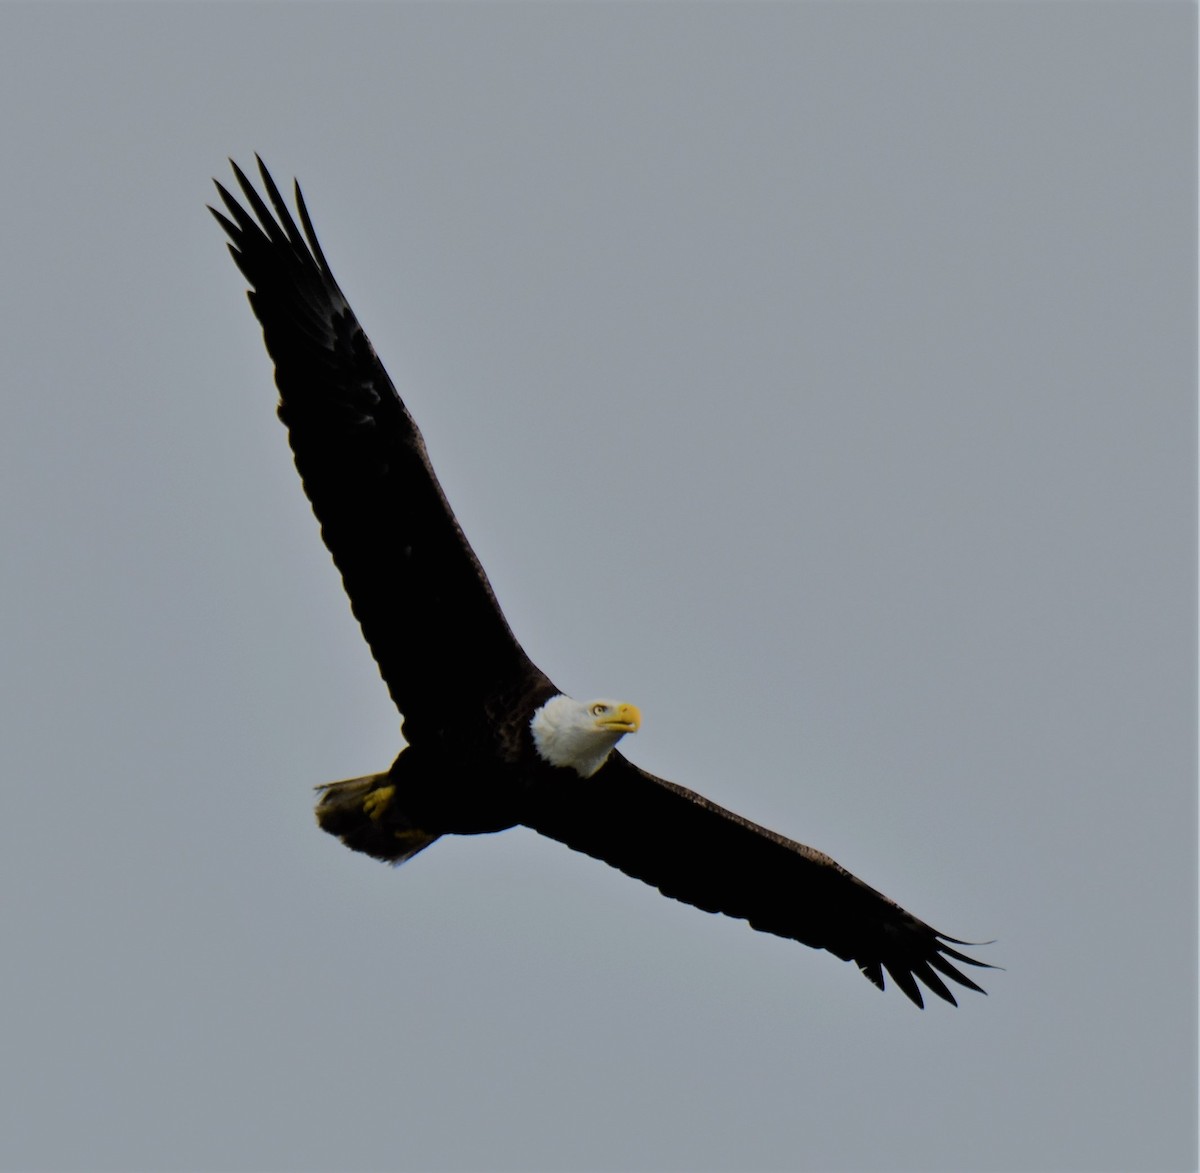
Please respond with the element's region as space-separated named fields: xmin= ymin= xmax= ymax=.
xmin=315 ymin=772 xmax=440 ymax=865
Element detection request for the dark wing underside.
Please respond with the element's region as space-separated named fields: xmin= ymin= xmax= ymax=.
xmin=210 ymin=159 xmax=551 ymax=743
xmin=523 ymin=753 xmax=993 ymax=1007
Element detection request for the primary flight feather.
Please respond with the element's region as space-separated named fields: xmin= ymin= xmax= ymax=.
xmin=211 ymin=157 xmax=994 ymax=1008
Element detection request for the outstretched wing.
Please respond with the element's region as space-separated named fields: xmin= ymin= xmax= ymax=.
xmin=210 ymin=159 xmax=551 ymax=744
xmin=523 ymin=754 xmax=994 ymax=1007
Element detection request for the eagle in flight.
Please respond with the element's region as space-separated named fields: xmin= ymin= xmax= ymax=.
xmin=211 ymin=158 xmax=994 ymax=1008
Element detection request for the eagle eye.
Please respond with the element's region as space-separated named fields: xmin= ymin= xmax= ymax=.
xmin=591 ymin=703 xmax=608 ymax=716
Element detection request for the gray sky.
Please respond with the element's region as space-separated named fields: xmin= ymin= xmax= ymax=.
xmin=1 ymin=4 xmax=1194 ymax=1171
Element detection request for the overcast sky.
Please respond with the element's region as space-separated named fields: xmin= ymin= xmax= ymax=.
xmin=1 ymin=4 xmax=1194 ymax=1171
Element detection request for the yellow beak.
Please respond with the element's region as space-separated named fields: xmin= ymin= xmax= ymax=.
xmin=596 ymin=703 xmax=641 ymax=735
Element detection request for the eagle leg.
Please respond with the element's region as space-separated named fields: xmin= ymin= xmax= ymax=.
xmin=315 ymin=772 xmax=440 ymax=865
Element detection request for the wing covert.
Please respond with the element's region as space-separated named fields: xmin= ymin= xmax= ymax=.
xmin=522 ymin=753 xmax=993 ymax=1007
xmin=211 ymin=159 xmax=549 ymax=743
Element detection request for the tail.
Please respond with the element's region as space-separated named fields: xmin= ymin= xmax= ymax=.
xmin=315 ymin=772 xmax=441 ymax=865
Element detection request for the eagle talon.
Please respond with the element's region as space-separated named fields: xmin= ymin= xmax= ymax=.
xmin=363 ymin=785 xmax=395 ymax=822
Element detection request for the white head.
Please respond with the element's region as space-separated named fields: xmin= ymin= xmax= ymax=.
xmin=530 ymin=694 xmax=642 ymax=778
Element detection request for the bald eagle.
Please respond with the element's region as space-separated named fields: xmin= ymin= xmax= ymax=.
xmin=211 ymin=158 xmax=994 ymax=1008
